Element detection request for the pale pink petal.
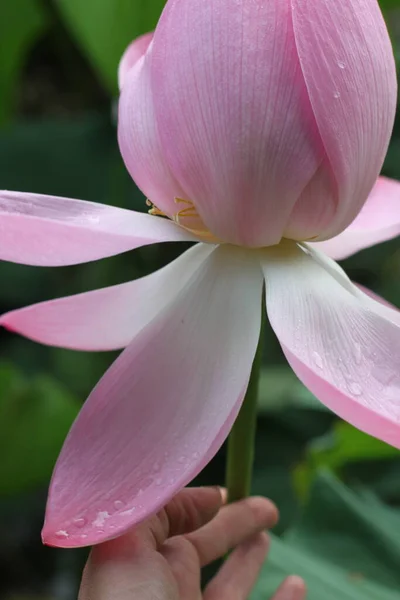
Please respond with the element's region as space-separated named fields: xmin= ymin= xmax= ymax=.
xmin=118 ymin=33 xmax=153 ymax=91
xmin=149 ymin=0 xmax=326 ymax=246
xmin=0 ymin=191 xmax=197 ymax=266
xmin=356 ymin=283 xmax=398 ymax=312
xmin=291 ymin=0 xmax=397 ymax=238
xmin=305 ymin=244 xmax=400 ymax=328
xmin=118 ymin=47 xmax=186 ymax=218
xmin=0 ymin=244 xmax=213 ymax=350
xmin=42 ymin=246 xmax=263 ymax=547
xmin=261 ymin=242 xmax=400 ymax=448
xmin=311 ymin=177 xmax=400 ymax=259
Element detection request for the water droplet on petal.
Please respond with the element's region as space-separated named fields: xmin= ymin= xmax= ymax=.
xmin=55 ymin=530 xmax=69 ymax=539
xmin=348 ymin=382 xmax=363 ymax=396
xmin=312 ymin=351 xmax=323 ymax=370
xmin=120 ymin=507 xmax=136 ymax=517
xmin=333 ymin=91 xmax=341 ymax=99
xmin=72 ymin=518 xmax=87 ymax=529
xmin=92 ymin=511 xmax=110 ymax=528
xmin=337 ymin=60 xmax=346 ymax=69
xmin=354 ymin=343 xmax=362 ymax=365
xmin=113 ymin=500 xmax=124 ymax=510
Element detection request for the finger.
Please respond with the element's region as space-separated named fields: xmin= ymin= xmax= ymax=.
xmin=203 ymin=532 xmax=269 ymax=599
xmin=150 ymin=486 xmax=225 ymax=547
xmin=186 ymin=496 xmax=278 ymax=566
xmin=78 ymin=546 xmax=174 ymax=600
xmin=271 ymin=576 xmax=307 ymax=600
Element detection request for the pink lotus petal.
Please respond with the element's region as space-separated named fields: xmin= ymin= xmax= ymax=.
xmin=42 ymin=245 xmax=263 ymax=547
xmin=118 ymin=32 xmax=153 ymax=90
xmin=0 ymin=191 xmax=197 ymax=266
xmin=261 ymin=242 xmax=400 ymax=448
xmin=149 ymin=0 xmax=325 ymax=246
xmin=118 ymin=46 xmax=186 ymax=219
xmin=356 ymin=283 xmax=398 ymax=312
xmin=291 ymin=0 xmax=397 ymax=239
xmin=0 ymin=244 xmax=213 ymax=350
xmin=305 ymin=244 xmax=400 ymax=327
xmin=311 ymin=177 xmax=400 ymax=259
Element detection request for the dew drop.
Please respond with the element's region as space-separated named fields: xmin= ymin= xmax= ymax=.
xmin=55 ymin=530 xmax=69 ymax=539
xmin=86 ymin=214 xmax=100 ymax=224
xmin=312 ymin=351 xmax=323 ymax=370
xmin=354 ymin=343 xmax=362 ymax=365
xmin=72 ymin=517 xmax=87 ymax=529
xmin=333 ymin=91 xmax=341 ymax=99
xmin=92 ymin=511 xmax=110 ymax=528
xmin=113 ymin=500 xmax=124 ymax=510
xmin=337 ymin=60 xmax=346 ymax=69
xmin=348 ymin=382 xmax=363 ymax=396
xmin=120 ymin=507 xmax=136 ymax=517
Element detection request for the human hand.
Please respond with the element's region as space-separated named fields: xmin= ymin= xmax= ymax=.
xmin=79 ymin=486 xmax=306 ymax=600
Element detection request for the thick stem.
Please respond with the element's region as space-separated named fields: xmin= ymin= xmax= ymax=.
xmin=225 ymin=296 xmax=265 ymax=502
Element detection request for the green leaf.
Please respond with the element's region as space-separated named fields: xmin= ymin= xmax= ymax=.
xmin=293 ymin=420 xmax=400 ymax=500
xmin=252 ymin=472 xmax=400 ymax=599
xmin=0 ymin=363 xmax=79 ymax=495
xmin=0 ymin=0 xmax=48 ymax=126
xmin=53 ymin=0 xmax=166 ymax=93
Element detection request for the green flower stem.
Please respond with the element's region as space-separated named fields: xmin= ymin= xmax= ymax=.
xmin=225 ymin=295 xmax=265 ymax=502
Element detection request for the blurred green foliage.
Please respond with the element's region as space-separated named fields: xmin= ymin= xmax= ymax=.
xmin=54 ymin=0 xmax=165 ymax=93
xmin=0 ymin=364 xmax=79 ymax=496
xmin=0 ymin=0 xmax=399 ymax=598
xmin=0 ymin=0 xmax=48 ymax=125
xmin=253 ymin=473 xmax=400 ymax=599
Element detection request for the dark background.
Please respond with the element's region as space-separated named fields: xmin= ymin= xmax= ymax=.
xmin=0 ymin=1 xmax=399 ymax=599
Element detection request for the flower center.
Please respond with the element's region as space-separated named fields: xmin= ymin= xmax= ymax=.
xmin=146 ymin=197 xmax=218 ymax=242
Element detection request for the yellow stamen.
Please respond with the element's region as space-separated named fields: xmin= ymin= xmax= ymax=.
xmin=146 ymin=199 xmax=167 ymax=217
xmin=145 ymin=197 xmax=219 ymax=242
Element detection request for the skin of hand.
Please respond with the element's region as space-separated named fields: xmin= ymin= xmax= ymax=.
xmin=78 ymin=487 xmax=307 ymax=600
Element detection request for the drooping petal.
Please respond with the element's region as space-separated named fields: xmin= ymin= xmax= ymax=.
xmin=261 ymin=242 xmax=400 ymax=448
xmin=43 ymin=245 xmax=263 ymax=548
xmin=356 ymin=283 xmax=399 ymax=313
xmin=0 ymin=244 xmax=213 ymax=350
xmin=118 ymin=32 xmax=153 ymax=90
xmin=0 ymin=191 xmax=197 ymax=266
xmin=311 ymin=177 xmax=400 ymax=259
xmin=291 ymin=0 xmax=397 ymax=239
xmin=150 ymin=0 xmax=325 ymax=246
xmin=118 ymin=46 xmax=186 ymax=218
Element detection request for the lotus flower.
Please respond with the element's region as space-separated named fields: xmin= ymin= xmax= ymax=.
xmin=0 ymin=0 xmax=399 ymax=548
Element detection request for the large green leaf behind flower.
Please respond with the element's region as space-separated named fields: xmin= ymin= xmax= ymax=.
xmin=252 ymin=472 xmax=400 ymax=599
xmin=53 ymin=0 xmax=165 ymax=93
